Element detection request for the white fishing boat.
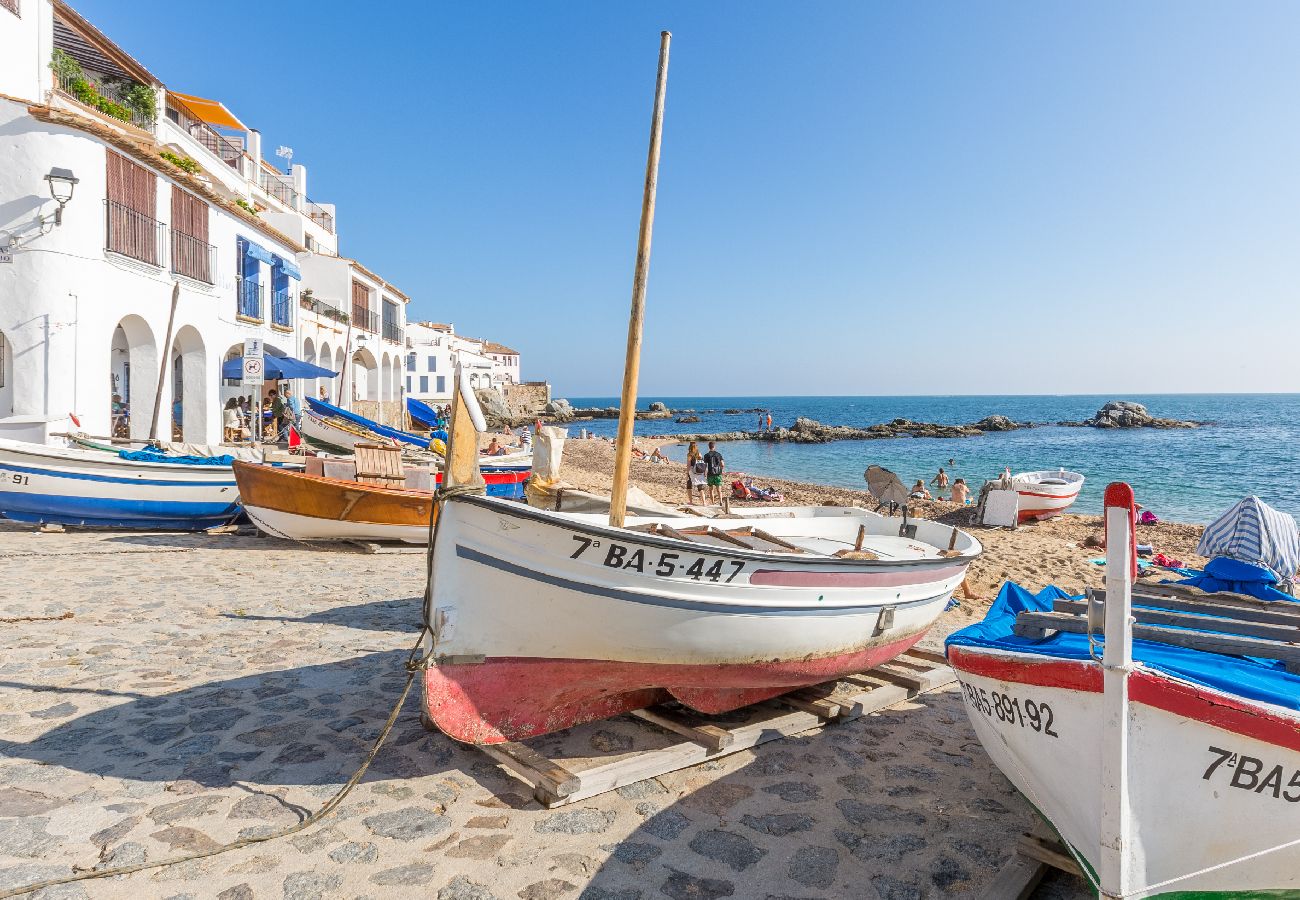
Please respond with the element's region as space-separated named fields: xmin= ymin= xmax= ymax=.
xmin=0 ymin=437 xmax=242 ymax=530
xmin=1011 ymin=468 xmax=1084 ymax=521
xmin=422 ymin=490 xmax=981 ymax=744
xmin=299 ymin=408 xmax=396 ymax=454
xmin=947 ymin=484 xmax=1300 ymax=898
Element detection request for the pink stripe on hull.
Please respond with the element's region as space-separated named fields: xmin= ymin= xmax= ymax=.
xmin=749 ymin=563 xmax=967 ymax=588
xmin=424 ymin=631 xmax=928 ymax=745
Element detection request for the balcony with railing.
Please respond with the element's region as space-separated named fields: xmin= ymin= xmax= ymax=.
xmin=259 ymin=169 xmax=298 ymax=209
xmin=170 ymin=228 xmax=214 ymax=283
xmin=105 ymin=200 xmax=165 ymax=266
xmin=271 ymin=288 xmax=293 ymax=329
xmin=237 ymin=277 xmax=264 ymax=321
xmin=305 ymin=198 xmax=335 ymax=234
xmin=382 ymin=320 xmax=404 ymax=344
xmin=351 ymin=304 xmax=380 ymax=334
xmin=300 ymin=295 xmax=349 ymax=324
xmin=165 ymin=94 xmax=244 ymax=173
xmin=52 ymin=60 xmax=156 ymax=132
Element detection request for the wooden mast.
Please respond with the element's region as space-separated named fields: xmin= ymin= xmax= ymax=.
xmin=609 ymin=30 xmax=672 ymax=528
xmin=149 ymin=281 xmax=181 ymax=442
xmin=1099 ymin=482 xmax=1136 ymax=899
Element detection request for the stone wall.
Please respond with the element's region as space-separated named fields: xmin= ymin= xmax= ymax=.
xmin=503 ymin=381 xmax=551 ymax=418
xmin=352 ymin=400 xmax=406 ymax=429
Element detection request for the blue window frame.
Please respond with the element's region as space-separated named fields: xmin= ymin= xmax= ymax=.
xmin=236 ymin=238 xmax=262 ymax=319
xmin=428 ymin=355 xmax=436 ymax=372
xmin=406 ymin=352 xmax=416 ymax=372
xmin=271 ymin=260 xmax=292 ymax=327
xmin=436 ymin=375 xmax=445 ymax=394
xmin=419 ymin=376 xmax=428 ymax=393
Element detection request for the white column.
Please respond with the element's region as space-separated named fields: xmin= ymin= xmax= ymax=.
xmin=247 ymin=128 xmax=263 ymax=194
xmin=291 ymin=163 xmax=307 ymax=213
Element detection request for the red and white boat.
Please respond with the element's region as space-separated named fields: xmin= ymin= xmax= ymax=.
xmin=422 ymin=495 xmax=981 ymax=744
xmin=947 ymin=484 xmax=1300 ymax=898
xmin=1011 ymin=468 xmax=1084 ymax=522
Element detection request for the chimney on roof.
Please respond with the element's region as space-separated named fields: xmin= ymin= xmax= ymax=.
xmin=247 ymin=129 xmax=263 ymax=190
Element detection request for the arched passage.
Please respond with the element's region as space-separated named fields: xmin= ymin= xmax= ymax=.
xmin=170 ymin=325 xmax=209 ymax=443
xmin=110 ymin=316 xmax=157 ymax=440
xmin=316 ymin=341 xmax=331 ymax=403
xmin=380 ymin=352 xmax=392 ymax=404
xmin=352 ymin=347 xmax=378 ymax=404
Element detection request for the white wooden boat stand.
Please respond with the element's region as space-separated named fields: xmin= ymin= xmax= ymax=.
xmin=452 ymin=649 xmax=956 ymax=808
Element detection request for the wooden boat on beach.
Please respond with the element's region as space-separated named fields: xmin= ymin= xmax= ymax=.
xmin=0 ymin=437 xmax=242 ymax=530
xmin=946 ymin=484 xmax=1300 ymax=898
xmin=1011 ymin=468 xmax=1084 ymax=521
xmin=231 ymin=460 xmax=529 ymax=543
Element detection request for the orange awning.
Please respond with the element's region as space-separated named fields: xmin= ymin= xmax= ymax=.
xmin=169 ymin=91 xmax=247 ymax=131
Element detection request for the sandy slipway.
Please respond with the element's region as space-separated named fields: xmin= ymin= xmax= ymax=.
xmin=0 ymin=520 xmax=1098 ymax=900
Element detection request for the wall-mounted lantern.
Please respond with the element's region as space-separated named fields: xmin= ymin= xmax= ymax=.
xmin=44 ymin=168 xmax=79 ymax=226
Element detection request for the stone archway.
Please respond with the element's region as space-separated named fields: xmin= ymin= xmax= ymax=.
xmin=110 ymin=316 xmax=158 ymax=440
xmin=352 ymin=347 xmax=378 ymax=404
xmin=170 ymin=325 xmax=210 ymax=443
xmin=316 ymin=341 xmax=330 ymax=403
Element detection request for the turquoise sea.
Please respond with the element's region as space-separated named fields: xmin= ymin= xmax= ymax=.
xmin=563 ymin=395 xmax=1300 ymax=524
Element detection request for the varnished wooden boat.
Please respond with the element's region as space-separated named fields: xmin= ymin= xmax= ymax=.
xmin=231 ymin=461 xmax=527 ymax=543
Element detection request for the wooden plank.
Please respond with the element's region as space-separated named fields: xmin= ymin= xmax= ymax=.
xmin=781 ymin=694 xmax=844 ymax=719
xmin=1016 ymin=834 xmax=1084 ymax=877
xmin=1014 ymin=611 xmax=1300 ymax=671
xmin=704 ymin=526 xmax=755 ymax=550
xmin=746 ymin=528 xmax=805 ymax=553
xmin=1053 ymin=598 xmax=1300 ymax=643
xmin=871 ymin=662 xmax=956 ymax=692
xmin=1088 ymin=587 xmax=1300 ymax=627
xmin=630 ymin=708 xmax=734 ymax=752
xmin=479 ymin=741 xmax=581 ymax=800
xmin=979 ymin=853 xmax=1050 ymax=900
xmin=899 ymin=647 xmax=951 ymax=667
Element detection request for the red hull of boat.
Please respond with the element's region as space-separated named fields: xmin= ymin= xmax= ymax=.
xmin=423 ymin=630 xmax=927 ymax=744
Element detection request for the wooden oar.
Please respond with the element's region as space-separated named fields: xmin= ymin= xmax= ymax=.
xmin=609 ymin=31 xmax=672 ymax=528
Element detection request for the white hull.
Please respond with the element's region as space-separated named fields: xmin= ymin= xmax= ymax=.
xmin=949 ymin=646 xmax=1300 ymax=896
xmin=243 ymin=504 xmax=428 ymax=544
xmin=1012 ymin=469 xmax=1085 ymax=520
xmin=0 ymin=438 xmax=240 ymax=529
xmin=299 ymin=411 xmax=392 ymax=452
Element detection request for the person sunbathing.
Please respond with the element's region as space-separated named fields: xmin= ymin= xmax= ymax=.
xmin=910 ymin=479 xmax=932 ymax=500
xmin=483 ymin=438 xmax=507 ymax=456
xmin=649 ymin=447 xmax=668 ymax=463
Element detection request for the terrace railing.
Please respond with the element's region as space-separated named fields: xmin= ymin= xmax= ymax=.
xmin=170 ymin=228 xmax=215 ymax=283
xmin=105 ymin=200 xmax=164 ymax=266
xmin=237 ymin=277 xmax=264 ymax=320
xmin=382 ymin=320 xmax=403 ymax=344
xmin=54 ymin=68 xmax=155 ymax=132
xmin=271 ymin=288 xmax=292 ymax=328
xmin=165 ymin=94 xmax=244 ymax=173
xmin=351 ymin=304 xmax=380 ymax=334
xmin=300 ymin=295 xmax=349 ymax=323
xmin=305 ymin=198 xmax=335 ymax=234
xmin=259 ymin=169 xmax=298 ymax=208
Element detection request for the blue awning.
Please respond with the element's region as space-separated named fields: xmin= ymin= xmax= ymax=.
xmin=222 ymin=354 xmax=336 ymax=381
xmin=275 ymin=256 xmax=302 ymax=280
xmin=242 ymin=239 xmax=274 ymax=265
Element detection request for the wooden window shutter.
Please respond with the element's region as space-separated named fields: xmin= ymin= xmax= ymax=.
xmin=170 ymin=189 xmax=208 ymax=241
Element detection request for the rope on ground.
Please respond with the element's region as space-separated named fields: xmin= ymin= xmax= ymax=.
xmin=0 ymin=630 xmax=431 ymax=900
xmin=0 ymin=611 xmax=73 ymax=625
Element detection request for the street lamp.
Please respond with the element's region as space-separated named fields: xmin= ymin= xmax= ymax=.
xmin=44 ymin=168 xmax=79 ymax=226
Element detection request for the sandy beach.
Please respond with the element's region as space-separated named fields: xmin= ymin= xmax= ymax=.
xmin=559 ymin=436 xmax=1207 ymax=608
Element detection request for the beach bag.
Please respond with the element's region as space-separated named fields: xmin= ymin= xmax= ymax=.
xmin=1139 ymin=510 xmax=1160 ymax=526
xmin=690 ymin=460 xmax=708 ymax=486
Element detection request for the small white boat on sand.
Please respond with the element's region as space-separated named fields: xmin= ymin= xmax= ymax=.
xmin=1011 ymin=469 xmax=1084 ymax=522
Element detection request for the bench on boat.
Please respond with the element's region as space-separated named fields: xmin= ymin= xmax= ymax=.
xmin=1013 ymin=582 xmax=1300 ymax=674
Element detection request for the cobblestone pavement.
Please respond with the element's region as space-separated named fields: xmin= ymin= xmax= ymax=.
xmin=0 ymin=523 xmax=1088 ymax=899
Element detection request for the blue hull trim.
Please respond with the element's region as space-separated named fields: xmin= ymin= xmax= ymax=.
xmin=0 ymin=492 xmax=241 ymax=530
xmin=0 ymin=461 xmax=235 ymax=487
xmin=485 ymin=481 xmax=525 ymax=501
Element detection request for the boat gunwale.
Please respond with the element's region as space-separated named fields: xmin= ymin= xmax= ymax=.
xmin=453 ymin=493 xmax=983 ymax=570
xmin=0 ymin=438 xmax=240 ymax=476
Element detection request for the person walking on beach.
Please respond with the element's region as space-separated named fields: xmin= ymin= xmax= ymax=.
xmin=283 ymin=385 xmax=301 ymax=429
xmin=685 ymin=441 xmax=706 ymax=504
xmin=931 ymin=467 xmax=949 ymax=491
xmin=703 ymin=441 xmax=726 ymax=505
xmin=269 ymin=390 xmax=285 ymax=442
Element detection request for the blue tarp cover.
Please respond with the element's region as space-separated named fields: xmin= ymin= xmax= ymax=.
xmin=221 ymin=355 xmax=336 ymax=381
xmin=1170 ymin=557 xmax=1298 ymax=603
xmin=946 ymin=581 xmax=1300 ymax=713
xmin=119 ymin=448 xmax=234 ymax=466
xmin=306 ymin=397 xmax=430 ymax=450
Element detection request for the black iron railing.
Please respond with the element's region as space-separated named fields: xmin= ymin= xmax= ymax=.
xmin=170 ymin=229 xmax=214 ymax=283
xmin=305 ymin=198 xmax=334 ymax=234
xmin=105 ymin=200 xmax=164 ymax=266
xmin=54 ymin=69 xmax=155 ymax=131
xmin=351 ymin=305 xmax=380 ymax=334
xmin=237 ymin=277 xmax=264 ymax=320
xmin=260 ymin=169 xmax=298 ymax=208
xmin=165 ymin=94 xmax=243 ymax=172
xmin=272 ymin=288 xmax=292 ymax=328
xmin=382 ymin=321 xmax=403 ymax=344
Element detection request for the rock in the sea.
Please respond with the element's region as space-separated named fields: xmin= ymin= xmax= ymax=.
xmin=648 ymin=401 xmax=667 ymax=412
xmin=971 ymin=415 xmax=1018 ymax=432
xmin=674 ymin=415 xmax=700 ymax=424
xmin=1082 ymin=400 xmax=1198 ymax=429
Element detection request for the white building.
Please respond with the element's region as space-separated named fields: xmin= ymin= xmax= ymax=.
xmin=0 ymin=0 xmax=407 ymax=444
xmin=404 ymin=322 xmax=522 ymax=404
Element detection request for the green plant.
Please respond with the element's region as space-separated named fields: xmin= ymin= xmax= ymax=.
xmin=160 ymin=150 xmax=200 ymax=175
xmin=49 ymin=49 xmax=83 ymax=85
xmin=117 ymin=81 xmax=157 ymax=123
xmin=235 ymin=198 xmax=259 ymax=217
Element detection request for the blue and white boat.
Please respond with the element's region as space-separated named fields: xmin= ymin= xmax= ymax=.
xmin=0 ymin=438 xmax=242 ymax=530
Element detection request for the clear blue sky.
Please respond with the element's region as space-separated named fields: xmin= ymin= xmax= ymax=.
xmin=78 ymin=1 xmax=1300 ymax=397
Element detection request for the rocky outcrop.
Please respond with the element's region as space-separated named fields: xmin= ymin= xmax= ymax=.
xmin=1061 ymin=401 xmax=1200 ymax=429
xmin=474 ymin=388 xmax=512 ymax=428
xmin=971 ymin=414 xmax=1023 ymax=432
xmin=542 ymin=398 xmax=575 ymax=423
xmin=674 ymin=415 xmax=700 ymax=424
xmin=647 ymin=401 xmax=668 ymax=412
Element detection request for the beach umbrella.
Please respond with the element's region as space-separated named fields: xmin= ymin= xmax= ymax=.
xmin=221 ymin=355 xmax=337 ymax=382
